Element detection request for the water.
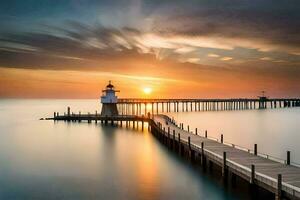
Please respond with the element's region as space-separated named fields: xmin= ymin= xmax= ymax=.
xmin=168 ymin=108 xmax=300 ymax=165
xmin=0 ymin=99 xmax=242 ymax=200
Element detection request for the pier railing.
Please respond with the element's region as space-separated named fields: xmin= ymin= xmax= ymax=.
xmin=156 ymin=117 xmax=300 ymax=198
xmin=164 ymin=115 xmax=300 ymax=168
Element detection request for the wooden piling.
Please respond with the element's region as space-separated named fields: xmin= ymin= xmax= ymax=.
xmin=178 ymin=133 xmax=181 ymax=155
xmin=254 ymin=144 xmax=257 ymax=155
xmin=222 ymin=152 xmax=227 ymax=177
xmin=276 ymin=174 xmax=282 ymax=200
xmin=287 ymin=151 xmax=290 ymax=165
xmin=201 ymin=142 xmax=205 ymax=165
xmin=251 ymin=164 xmax=255 ymax=184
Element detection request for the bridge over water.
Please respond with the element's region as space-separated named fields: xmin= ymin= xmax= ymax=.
xmin=117 ymin=98 xmax=300 ymax=115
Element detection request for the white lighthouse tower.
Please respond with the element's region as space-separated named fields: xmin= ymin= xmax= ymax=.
xmin=100 ymin=81 xmax=119 ymax=116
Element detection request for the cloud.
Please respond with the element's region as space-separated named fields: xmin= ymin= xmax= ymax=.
xmin=221 ymin=57 xmax=233 ymax=61
xmin=207 ymin=53 xmax=220 ymax=58
xmin=260 ymin=57 xmax=273 ymax=61
xmin=186 ymin=58 xmax=200 ymax=64
xmin=149 ymin=1 xmax=300 ymax=55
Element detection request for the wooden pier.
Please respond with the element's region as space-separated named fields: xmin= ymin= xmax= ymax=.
xmin=45 ymin=107 xmax=300 ymax=200
xmin=150 ymin=115 xmax=300 ymax=200
xmin=117 ymin=98 xmax=300 ymax=115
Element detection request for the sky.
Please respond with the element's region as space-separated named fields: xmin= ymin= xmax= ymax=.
xmin=0 ymin=0 xmax=299 ymax=98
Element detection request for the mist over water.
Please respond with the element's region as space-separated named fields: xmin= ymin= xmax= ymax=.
xmin=0 ymin=99 xmax=298 ymax=199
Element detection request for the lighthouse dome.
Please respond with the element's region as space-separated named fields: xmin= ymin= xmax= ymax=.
xmin=106 ymin=81 xmax=114 ymax=89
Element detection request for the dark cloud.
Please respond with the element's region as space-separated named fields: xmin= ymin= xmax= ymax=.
xmin=150 ymin=0 xmax=300 ymax=53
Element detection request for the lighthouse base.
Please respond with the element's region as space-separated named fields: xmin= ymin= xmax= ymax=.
xmin=101 ymin=103 xmax=119 ymax=116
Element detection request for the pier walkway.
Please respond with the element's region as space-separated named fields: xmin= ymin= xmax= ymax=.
xmin=151 ymin=115 xmax=300 ymax=199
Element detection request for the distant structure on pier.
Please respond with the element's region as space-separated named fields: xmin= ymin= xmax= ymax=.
xmin=100 ymin=81 xmax=119 ymax=116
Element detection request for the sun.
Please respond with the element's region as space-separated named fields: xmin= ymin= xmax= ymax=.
xmin=143 ymin=87 xmax=152 ymax=95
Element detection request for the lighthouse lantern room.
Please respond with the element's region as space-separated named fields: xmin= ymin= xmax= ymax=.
xmin=100 ymin=81 xmax=119 ymax=116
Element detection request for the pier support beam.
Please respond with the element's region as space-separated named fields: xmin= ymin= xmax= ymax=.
xmin=251 ymin=164 xmax=255 ymax=184
xmin=222 ymin=152 xmax=227 ymax=178
xmin=276 ymin=174 xmax=282 ymax=200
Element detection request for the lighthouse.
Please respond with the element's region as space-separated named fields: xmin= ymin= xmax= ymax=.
xmin=100 ymin=81 xmax=119 ymax=116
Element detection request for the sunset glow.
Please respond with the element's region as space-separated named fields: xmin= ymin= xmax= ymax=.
xmin=143 ymin=87 xmax=152 ymax=95
xmin=0 ymin=0 xmax=299 ymax=98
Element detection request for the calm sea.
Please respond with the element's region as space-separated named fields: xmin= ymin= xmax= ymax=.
xmin=0 ymin=99 xmax=299 ymax=199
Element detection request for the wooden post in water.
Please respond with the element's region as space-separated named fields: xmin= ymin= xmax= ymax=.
xmin=222 ymin=152 xmax=227 ymax=177
xmin=178 ymin=133 xmax=181 ymax=155
xmin=167 ymin=128 xmax=170 ymax=147
xmin=88 ymin=112 xmax=91 ymax=123
xmin=205 ymin=130 xmax=207 ymax=138
xmin=276 ymin=174 xmax=282 ymax=200
xmin=173 ymin=130 xmax=176 ymax=151
xmin=221 ymin=134 xmax=223 ymax=143
xmin=254 ymin=144 xmax=257 ymax=155
xmin=95 ymin=110 xmax=97 ymax=123
xmin=251 ymin=164 xmax=255 ymax=184
xmin=187 ymin=125 xmax=189 ymax=132
xmin=287 ymin=151 xmax=290 ymax=165
xmin=188 ymin=136 xmax=191 ymax=149
xmin=67 ymin=106 xmax=70 ymax=116
xmin=201 ymin=142 xmax=205 ymax=166
xmin=195 ymin=128 xmax=198 ymax=135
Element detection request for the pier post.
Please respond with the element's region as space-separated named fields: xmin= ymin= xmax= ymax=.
xmin=187 ymin=125 xmax=189 ymax=132
xmin=188 ymin=136 xmax=191 ymax=149
xmin=178 ymin=133 xmax=181 ymax=155
xmin=54 ymin=112 xmax=56 ymax=119
xmin=222 ymin=152 xmax=227 ymax=178
xmin=173 ymin=130 xmax=176 ymax=151
xmin=142 ymin=120 xmax=144 ymax=131
xmin=201 ymin=142 xmax=205 ymax=166
xmin=276 ymin=174 xmax=282 ymax=200
xmin=205 ymin=130 xmax=207 ymax=138
xmin=88 ymin=112 xmax=91 ymax=123
xmin=254 ymin=144 xmax=257 ymax=155
xmin=167 ymin=127 xmax=171 ymax=148
xmin=67 ymin=107 xmax=70 ymax=116
xmin=195 ymin=128 xmax=198 ymax=135
xmin=287 ymin=151 xmax=290 ymax=165
xmin=221 ymin=134 xmax=223 ymax=143
xmin=95 ymin=111 xmax=97 ymax=123
xmin=167 ymin=127 xmax=170 ymax=146
xmin=251 ymin=164 xmax=255 ymax=184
